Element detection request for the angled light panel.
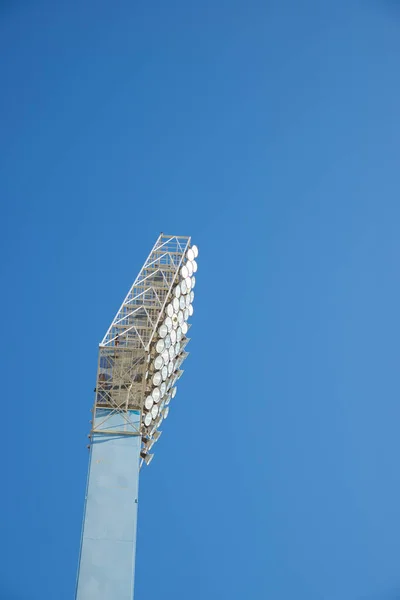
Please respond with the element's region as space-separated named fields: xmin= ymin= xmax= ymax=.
xmin=90 ymin=233 xmax=198 ymax=463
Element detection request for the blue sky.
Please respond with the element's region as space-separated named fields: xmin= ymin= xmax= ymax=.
xmin=1 ymin=1 xmax=400 ymax=599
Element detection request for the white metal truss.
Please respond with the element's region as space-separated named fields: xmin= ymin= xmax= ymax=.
xmin=91 ymin=234 xmax=191 ymax=437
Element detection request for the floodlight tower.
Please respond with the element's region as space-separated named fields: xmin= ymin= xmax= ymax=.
xmin=75 ymin=234 xmax=198 ymax=600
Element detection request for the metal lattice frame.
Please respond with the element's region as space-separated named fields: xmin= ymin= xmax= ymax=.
xmin=91 ymin=234 xmax=191 ymax=437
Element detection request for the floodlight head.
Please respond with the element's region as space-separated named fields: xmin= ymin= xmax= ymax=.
xmin=141 ymin=452 xmax=154 ymax=466
xmin=92 ymin=234 xmax=198 ymax=467
xmin=187 ymin=248 xmax=195 ymax=261
xmin=143 ymin=438 xmax=156 ymax=451
xmin=144 ymin=396 xmax=153 ymax=411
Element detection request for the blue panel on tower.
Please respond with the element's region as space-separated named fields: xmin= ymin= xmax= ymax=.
xmin=75 ymin=410 xmax=141 ymax=600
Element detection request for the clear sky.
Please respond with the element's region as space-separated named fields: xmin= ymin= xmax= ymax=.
xmin=1 ymin=1 xmax=400 ymax=599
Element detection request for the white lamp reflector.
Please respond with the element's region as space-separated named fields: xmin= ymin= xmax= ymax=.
xmin=159 ymin=324 xmax=168 ymax=338
xmin=153 ymin=372 xmax=162 ymax=386
xmin=154 ymin=355 xmax=163 ymax=370
xmin=187 ymin=248 xmax=195 ymax=261
xmin=152 ymin=387 xmax=161 ymax=403
xmin=144 ymin=396 xmax=153 ymax=411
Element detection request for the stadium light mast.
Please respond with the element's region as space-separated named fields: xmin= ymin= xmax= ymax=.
xmin=75 ymin=234 xmax=198 ymax=600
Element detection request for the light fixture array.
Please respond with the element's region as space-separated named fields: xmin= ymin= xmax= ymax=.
xmin=139 ymin=244 xmax=198 ymax=466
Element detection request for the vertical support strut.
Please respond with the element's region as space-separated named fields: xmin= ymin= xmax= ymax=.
xmin=75 ymin=411 xmax=141 ymax=600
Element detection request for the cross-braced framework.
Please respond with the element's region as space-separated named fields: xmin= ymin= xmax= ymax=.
xmin=91 ymin=234 xmax=191 ymax=437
